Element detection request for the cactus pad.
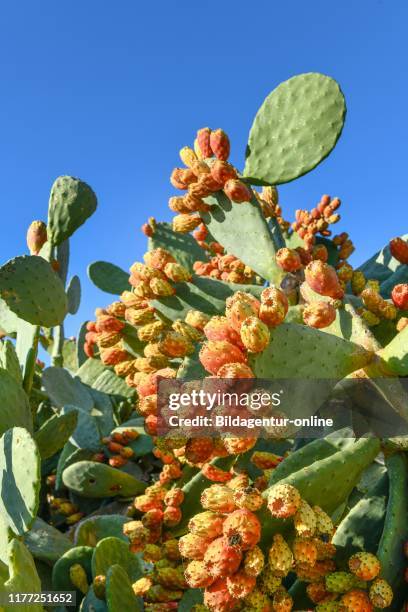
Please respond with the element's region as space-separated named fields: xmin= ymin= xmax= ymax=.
xmin=106 ymin=564 xmax=143 ymax=612
xmin=34 ymin=410 xmax=79 ymax=459
xmin=244 ymin=73 xmax=346 ymax=185
xmin=0 ymin=369 xmax=32 ymax=435
xmin=47 ymin=175 xmax=97 ymax=245
xmin=4 ymin=540 xmax=42 ymax=611
xmin=66 ymin=274 xmax=81 ymax=315
xmin=0 ymin=256 xmax=68 ymax=327
xmin=149 ymin=221 xmax=208 ymax=271
xmin=74 ymin=515 xmax=131 ymax=547
xmin=88 ymin=261 xmax=130 ymax=295
xmin=62 ymin=460 xmax=146 ymax=498
xmin=0 ymin=428 xmax=40 ymax=535
xmin=23 ymin=517 xmax=73 ymax=564
xmin=92 ymin=537 xmax=145 ymax=582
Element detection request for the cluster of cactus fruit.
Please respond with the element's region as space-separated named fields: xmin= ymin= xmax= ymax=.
xmin=0 ymin=72 xmax=408 ymax=611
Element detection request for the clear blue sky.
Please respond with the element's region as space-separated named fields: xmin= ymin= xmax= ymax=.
xmin=1 ymin=1 xmax=406 ymax=338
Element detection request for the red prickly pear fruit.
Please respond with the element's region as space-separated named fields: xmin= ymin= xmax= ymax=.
xmin=188 ymin=511 xmax=225 ymax=539
xmin=222 ymin=508 xmax=261 ymax=550
xmin=204 ymin=578 xmax=239 ymax=612
xmin=201 ymin=463 xmax=233 ymax=483
xmin=144 ymin=414 xmax=158 ymax=436
xmin=185 ymin=437 xmax=214 ymax=464
xmin=267 ymin=483 xmax=301 ymax=519
xmin=223 ymin=437 xmax=257 ymax=455
xmin=203 ymin=316 xmax=243 ymax=347
xmin=26 ymin=220 xmax=47 ymax=255
xmin=196 ymin=127 xmax=213 ymax=158
xmin=275 ymin=248 xmax=303 ymax=272
xmin=216 ymin=362 xmax=254 ymax=379
xmin=179 ymin=533 xmax=212 ymax=560
xmin=211 ymin=160 xmax=238 ymax=185
xmin=312 ymin=243 xmax=329 ymax=262
xmin=201 ymin=484 xmax=236 ymax=512
xmin=84 ymin=342 xmax=95 ymax=358
xmin=240 ymin=316 xmax=270 ymax=353
xmin=193 ymin=223 xmax=208 ymax=242
xmin=259 ymin=287 xmax=288 ymax=327
xmin=204 ymin=535 xmax=243 ymax=578
xmin=391 ymin=284 xmax=408 ymax=310
xmin=340 ymin=589 xmax=374 ymax=611
xmin=142 ymin=223 xmax=154 ymax=237
xmin=100 ymin=347 xmax=130 ymax=366
xmin=303 ymin=301 xmax=336 ymax=329
xmin=348 ymin=552 xmax=381 ymax=581
xmin=305 ymin=260 xmax=344 ymax=299
xmin=199 ymin=340 xmax=247 ymax=375
xmin=96 ymin=314 xmax=125 ymax=333
xmin=185 ymin=560 xmax=215 ymax=588
xmin=209 ymin=129 xmax=230 ymax=161
xmin=223 ymin=179 xmax=252 ymax=203
xmin=390 ymin=237 xmax=408 ymax=264
xmin=226 ymin=571 xmax=256 ymax=598
xmin=296 ymin=246 xmax=313 ymax=265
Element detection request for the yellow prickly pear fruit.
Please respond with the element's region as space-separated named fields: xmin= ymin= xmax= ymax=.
xmin=132 ymin=576 xmax=153 ymax=596
xmin=172 ymin=319 xmax=202 ymax=341
xmin=93 ymin=575 xmax=106 ymax=600
xmin=26 ymin=220 xmax=47 ymax=255
xmin=201 ymin=484 xmax=237 ymax=513
xmin=239 ymin=316 xmax=270 ymax=353
xmin=368 ymin=578 xmax=393 ymax=608
xmin=313 ymin=506 xmax=334 ymax=536
xmin=359 ymin=308 xmax=381 ymax=326
xmin=149 ymin=277 xmax=175 ymax=297
xmin=268 ymin=534 xmax=294 ymax=577
xmin=259 ymin=565 xmax=282 ymax=595
xmin=185 ymin=309 xmax=211 ymax=330
xmin=294 ymin=499 xmax=317 ymax=537
xmin=164 ymin=262 xmax=192 ymax=283
xmin=232 ymin=486 xmax=264 ymax=511
xmin=172 ymin=213 xmax=202 ymax=233
xmin=188 ymin=511 xmax=225 ymax=539
xmin=351 ymin=270 xmax=366 ymax=295
xmin=69 ymin=563 xmax=89 ymax=594
xmin=185 ymin=560 xmax=215 ymax=588
xmin=243 ymin=545 xmax=265 ymax=577
xmin=179 ymin=146 xmax=198 ymax=168
xmin=137 ymin=321 xmax=167 ymax=342
xmin=159 ymin=331 xmax=194 ymax=357
xmin=267 ymin=483 xmax=301 ymax=519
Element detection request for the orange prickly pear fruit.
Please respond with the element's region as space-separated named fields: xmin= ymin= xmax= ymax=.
xmin=222 ymin=508 xmax=261 ymax=550
xmin=203 ymin=315 xmax=243 ymax=347
xmin=348 ymin=552 xmax=381 ymax=581
xmin=172 ymin=213 xmax=202 ymax=233
xmin=196 ymin=127 xmax=213 ymax=158
xmin=164 ymin=489 xmax=184 ymax=507
xmin=142 ymin=508 xmax=164 ymax=529
xmin=216 ymin=362 xmax=254 ymax=379
xmin=224 ymin=178 xmax=252 ymax=203
xmin=240 ymin=316 xmax=270 ymax=353
xmin=100 ymin=347 xmax=130 ymax=366
xmin=226 ymin=571 xmax=256 ymax=598
xmin=96 ymin=314 xmax=125 ymax=333
xmin=389 ymin=237 xmax=408 ymax=264
xmin=163 ymin=505 xmax=182 ymax=527
xmin=368 ymin=578 xmax=393 ymax=608
xmin=305 ymin=260 xmax=344 ymax=299
xmin=204 ymin=578 xmax=239 ymax=612
xmin=170 ymin=167 xmax=197 ymax=190
xmin=306 ymin=581 xmax=333 ymax=604
xmin=26 ymin=220 xmax=47 ymax=255
xmin=178 ymin=533 xmax=212 ymax=560
xmin=185 ymin=309 xmax=211 ymax=330
xmin=233 ymin=487 xmax=264 ymax=511
xmin=202 ymin=463 xmax=233 ymax=483
xmin=272 ymin=587 xmax=293 ymax=612
xmin=340 ymin=589 xmax=373 ymax=611
xmin=268 ymin=533 xmax=294 ymax=577
xmin=199 ymin=340 xmax=247 ymax=375
xmin=193 ymin=222 xmax=208 ymax=241
xmin=391 ymin=283 xmax=408 ymax=310
xmin=267 ymin=484 xmax=302 ymax=519
xmin=185 ymin=437 xmax=214 ymax=464
xmin=211 ymin=160 xmax=237 ymax=185
xmin=210 ymin=129 xmax=230 ymax=161
xmin=293 ymin=538 xmax=318 ymax=566
xmin=312 ymin=244 xmax=329 ymax=262
xmin=189 ymin=511 xmax=225 ymax=539
xmin=159 ymin=332 xmax=194 ymax=357
xmin=201 ymin=485 xmax=237 ymax=513
xmin=144 ymin=248 xmax=176 ymax=271
xmin=223 ymin=437 xmax=257 ymax=455
xmin=276 ymin=247 xmax=303 ymax=272
xmin=259 ymin=286 xmax=288 ymax=327
xmin=303 ymin=301 xmax=337 ymax=329
xmin=251 ymin=451 xmax=283 ymax=470
xmin=243 ymin=545 xmax=265 ymax=577
xmin=141 ymin=222 xmax=154 ymax=237
xmin=204 ymin=535 xmax=243 ymax=578
xmin=185 ymin=560 xmax=215 ymax=588
xmin=228 ymin=473 xmax=250 ymax=489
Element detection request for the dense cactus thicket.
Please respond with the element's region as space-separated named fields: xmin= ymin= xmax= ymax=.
xmin=0 ymin=73 xmax=408 ymax=611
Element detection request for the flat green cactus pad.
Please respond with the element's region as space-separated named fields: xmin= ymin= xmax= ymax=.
xmin=74 ymin=515 xmax=131 ymax=547
xmin=92 ymin=537 xmax=146 ymax=582
xmin=4 ymin=540 xmax=42 ymax=612
xmin=0 ymin=297 xmax=19 ymax=334
xmin=66 ymin=274 xmax=81 ymax=315
xmin=47 ymin=175 xmax=97 ymax=246
xmin=0 ymin=340 xmax=22 ymax=386
xmin=0 ymin=428 xmax=41 ymax=535
xmin=62 ymin=461 xmax=146 ymax=498
xmin=87 ymin=261 xmax=130 ymax=295
xmin=244 ymin=73 xmax=346 ymax=185
xmin=0 ymin=370 xmax=32 ymax=436
xmin=0 ymin=255 xmax=68 ymax=327
xmin=23 ymin=518 xmax=73 ymax=564
xmin=106 ymin=564 xmax=143 ymax=612
xmin=80 ymin=587 xmax=108 ymax=611
xmin=202 ymin=191 xmax=282 ymax=283
xmin=34 ymin=410 xmax=79 ymax=459
xmin=52 ymin=545 xmax=93 ymax=592
xmin=380 ymin=325 xmax=408 ymax=376
xmin=148 ymin=221 xmax=208 ymax=271
xmin=42 ymin=366 xmax=94 ymax=410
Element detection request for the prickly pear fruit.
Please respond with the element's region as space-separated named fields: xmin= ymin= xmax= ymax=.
xmin=267 ymin=484 xmax=301 ymax=519
xmin=325 ymin=571 xmax=358 ymax=593
xmin=164 ymin=488 xmax=184 ymax=507
xmin=69 ymin=563 xmax=89 ymax=594
xmin=199 ymin=340 xmax=247 ymax=375
xmin=209 ymin=129 xmax=230 ymax=161
xmin=185 ymin=560 xmax=215 ymax=588
xmin=211 ymin=160 xmax=237 ymax=185
xmin=268 ymin=534 xmax=294 ymax=577
xmin=233 ymin=487 xmax=264 ymax=511
xmin=368 ymin=578 xmax=393 ymax=608
xmin=292 ymin=538 xmax=318 ymax=566
xmin=185 ymin=309 xmax=211 ymax=330
xmin=313 ymin=506 xmax=334 ymax=536
xmin=179 ymin=146 xmax=198 ymax=168
xmin=172 ymin=213 xmax=201 ymax=233
xmin=294 ymin=500 xmax=317 ymax=537
xmin=179 ymin=533 xmax=211 ymax=560
xmin=216 ymin=362 xmax=254 ymax=379
xmin=243 ymin=546 xmax=265 ymax=577
xmin=26 ymin=220 xmax=48 ymax=255
xmin=202 ymin=463 xmax=233 ymax=483
xmin=201 ymin=484 xmax=237 ymax=513
xmin=303 ymin=301 xmax=337 ymax=329
xmin=272 ymin=587 xmax=293 ymax=612
xmin=305 ymin=260 xmax=344 ymax=299
xmin=244 ymin=589 xmax=273 ymax=611
xmin=170 ymin=167 xmax=197 ymax=190
xmin=204 ymin=535 xmax=243 ymax=578
xmin=223 ymin=437 xmax=257 ymax=455
xmin=203 ymin=316 xmax=243 ymax=347
xmin=275 ymin=248 xmax=303 ymax=272
xmin=340 ymin=589 xmax=373 ymax=611
xmin=204 ymin=578 xmax=238 ymax=612
xmin=224 ymin=179 xmax=252 ymax=203
xmin=144 ymin=248 xmax=176 ymax=270
xmin=259 ymin=286 xmax=289 ymax=327
xmin=348 ymin=552 xmax=381 ymax=581
xmin=240 ymin=316 xmax=270 ymax=353
xmin=196 ymin=127 xmax=213 ymax=158
xmin=222 ymin=508 xmax=261 ymax=550
xmin=189 ymin=511 xmax=225 ymax=539
xmin=185 ymin=437 xmax=214 ymax=464
xmin=226 ymin=571 xmax=256 ymax=598
xmin=391 ymin=283 xmax=408 ymax=310
xmin=389 ymin=237 xmax=408 ymax=264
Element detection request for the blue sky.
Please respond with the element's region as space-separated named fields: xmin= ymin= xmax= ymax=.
xmin=0 ymin=1 xmax=406 ymax=338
